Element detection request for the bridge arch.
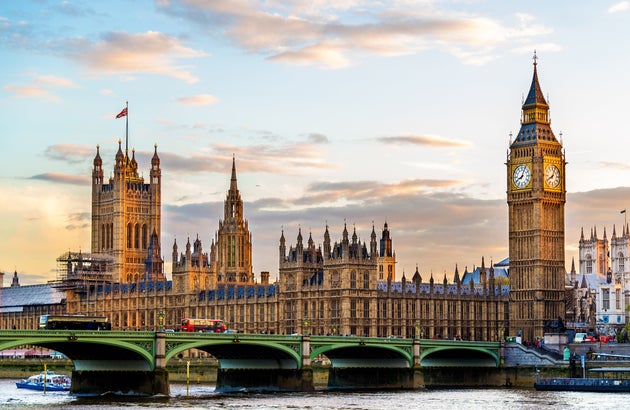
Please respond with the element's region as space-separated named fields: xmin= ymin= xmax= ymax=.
xmin=165 ymin=338 xmax=302 ymax=369
xmin=0 ymin=331 xmax=156 ymax=371
xmin=311 ymin=342 xmax=413 ymax=368
xmin=420 ymin=345 xmax=500 ymax=367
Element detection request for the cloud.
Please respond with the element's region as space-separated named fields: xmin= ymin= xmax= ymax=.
xmin=159 ymin=137 xmax=333 ymax=175
xmin=267 ymin=40 xmax=350 ymax=69
xmin=57 ymin=31 xmax=206 ymax=83
xmin=306 ymin=133 xmax=329 ymax=144
xmin=3 ymin=74 xmax=77 ymax=101
xmin=3 ymin=84 xmax=59 ymax=101
xmin=178 ymin=94 xmax=219 ymax=105
xmin=65 ymin=212 xmax=91 ymax=230
xmin=44 ymin=144 xmax=95 ymax=164
xmin=158 ymin=1 xmax=556 ymax=68
xmin=378 ymin=134 xmax=472 ymax=148
xmin=141 ymin=132 xmax=332 ymax=175
xmin=34 ymin=75 xmax=78 ymax=88
xmin=0 ymin=16 xmax=31 ymax=48
xmin=248 ymin=178 xmax=462 ymax=212
xmin=599 ymin=161 xmax=630 ymax=170
xmin=29 ymin=173 xmax=91 ymax=185
xmin=608 ymin=1 xmax=630 ymax=13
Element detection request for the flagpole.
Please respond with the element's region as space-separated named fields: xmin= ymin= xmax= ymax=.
xmin=125 ymin=101 xmax=129 ymax=155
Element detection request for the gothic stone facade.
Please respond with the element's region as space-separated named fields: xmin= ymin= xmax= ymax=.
xmin=3 ymin=59 xmax=565 ymax=342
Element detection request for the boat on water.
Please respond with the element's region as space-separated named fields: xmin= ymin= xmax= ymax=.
xmin=15 ymin=370 xmax=71 ymax=392
xmin=535 ymin=367 xmax=630 ymax=392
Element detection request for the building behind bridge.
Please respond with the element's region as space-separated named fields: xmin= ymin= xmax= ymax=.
xmin=2 ymin=58 xmax=573 ymax=344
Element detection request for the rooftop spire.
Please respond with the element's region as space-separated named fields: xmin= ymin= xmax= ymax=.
xmin=224 ymin=155 xmax=243 ymax=221
xmin=230 ymin=154 xmax=238 ymax=191
xmin=524 ymin=50 xmax=548 ymax=107
xmin=512 ymin=52 xmax=558 ymax=146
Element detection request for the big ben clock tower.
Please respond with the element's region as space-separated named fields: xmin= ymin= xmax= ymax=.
xmin=507 ymin=54 xmax=566 ymax=342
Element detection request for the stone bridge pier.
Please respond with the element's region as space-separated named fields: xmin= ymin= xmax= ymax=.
xmin=326 ymin=339 xmax=424 ymax=390
xmin=70 ymin=332 xmax=169 ymax=396
xmin=215 ymin=335 xmax=314 ymax=392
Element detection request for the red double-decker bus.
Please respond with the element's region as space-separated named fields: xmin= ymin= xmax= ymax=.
xmin=180 ymin=318 xmax=226 ymax=333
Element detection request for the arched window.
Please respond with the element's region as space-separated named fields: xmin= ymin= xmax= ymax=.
xmin=363 ymin=271 xmax=370 ymax=289
xmin=228 ymin=236 xmax=236 ymax=268
xmin=619 ymin=252 xmax=625 ymax=273
xmin=101 ymin=225 xmax=106 ymax=250
xmin=134 ymin=224 xmax=140 ymax=248
xmin=142 ymin=224 xmax=148 ymax=249
xmin=350 ymin=271 xmax=357 ymax=288
xmin=586 ymin=254 xmax=593 ymax=274
xmin=127 ymin=223 xmax=132 ymax=248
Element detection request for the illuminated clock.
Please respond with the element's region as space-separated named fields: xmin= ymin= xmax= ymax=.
xmin=512 ymin=164 xmax=531 ymax=189
xmin=545 ymin=164 xmax=561 ymax=188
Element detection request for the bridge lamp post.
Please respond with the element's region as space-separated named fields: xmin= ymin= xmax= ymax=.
xmin=303 ymin=317 xmax=310 ymax=336
xmin=420 ymin=326 xmax=425 ymax=340
xmin=157 ymin=310 xmax=165 ymax=332
xmin=414 ymin=322 xmax=420 ymax=339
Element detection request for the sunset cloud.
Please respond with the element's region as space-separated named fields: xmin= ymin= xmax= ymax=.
xmin=159 ymin=1 xmax=556 ymax=68
xmin=29 ymin=173 xmax=91 ymax=185
xmin=58 ymin=31 xmax=206 ymax=83
xmin=608 ymin=1 xmax=630 ymax=13
xmin=178 ymin=94 xmax=219 ymax=105
xmin=267 ymin=41 xmax=350 ymax=69
xmin=378 ymin=135 xmax=472 ymax=148
xmin=3 ymin=74 xmax=77 ymax=101
xmin=3 ymin=84 xmax=59 ymax=101
xmin=44 ymin=144 xmax=95 ymax=164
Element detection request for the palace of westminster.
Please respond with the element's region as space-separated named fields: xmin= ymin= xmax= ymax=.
xmin=1 ymin=59 xmax=625 ymax=344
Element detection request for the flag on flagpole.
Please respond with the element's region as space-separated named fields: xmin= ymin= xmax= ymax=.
xmin=115 ymin=107 xmax=128 ymax=119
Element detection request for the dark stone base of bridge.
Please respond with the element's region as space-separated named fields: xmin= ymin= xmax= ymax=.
xmin=327 ymin=367 xmax=424 ymax=390
xmin=70 ymin=369 xmax=170 ymax=396
xmin=215 ymin=368 xmax=314 ymax=392
xmin=422 ymin=367 xmax=504 ymax=388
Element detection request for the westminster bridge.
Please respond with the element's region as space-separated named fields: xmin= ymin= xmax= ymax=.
xmin=0 ymin=330 xmax=502 ymax=395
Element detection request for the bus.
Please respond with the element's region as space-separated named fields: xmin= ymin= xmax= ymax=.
xmin=39 ymin=315 xmax=111 ymax=330
xmin=180 ymin=318 xmax=226 ymax=333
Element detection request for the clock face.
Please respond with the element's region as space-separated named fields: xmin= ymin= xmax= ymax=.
xmin=545 ymin=164 xmax=561 ymax=188
xmin=512 ymin=164 xmax=531 ymax=189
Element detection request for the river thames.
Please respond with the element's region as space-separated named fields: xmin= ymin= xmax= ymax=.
xmin=0 ymin=379 xmax=626 ymax=410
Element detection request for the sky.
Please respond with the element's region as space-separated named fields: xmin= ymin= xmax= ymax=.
xmin=2 ymin=1 xmax=630 ymax=286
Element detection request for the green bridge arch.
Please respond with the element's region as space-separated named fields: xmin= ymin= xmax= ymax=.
xmin=0 ymin=330 xmax=157 ymax=370
xmin=309 ymin=337 xmax=414 ymax=368
xmin=163 ymin=333 xmax=303 ymax=368
xmin=419 ymin=340 xmax=501 ymax=367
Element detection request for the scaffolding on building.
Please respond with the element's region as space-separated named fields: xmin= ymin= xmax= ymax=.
xmin=52 ymin=251 xmax=114 ymax=292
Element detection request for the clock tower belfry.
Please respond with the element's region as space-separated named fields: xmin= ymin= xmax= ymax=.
xmin=507 ymin=54 xmax=566 ymax=342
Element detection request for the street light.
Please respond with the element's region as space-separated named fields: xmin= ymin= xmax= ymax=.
xmin=414 ymin=321 xmax=420 ymax=339
xmin=157 ymin=310 xmax=165 ymax=332
xmin=304 ymin=317 xmax=310 ymax=335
